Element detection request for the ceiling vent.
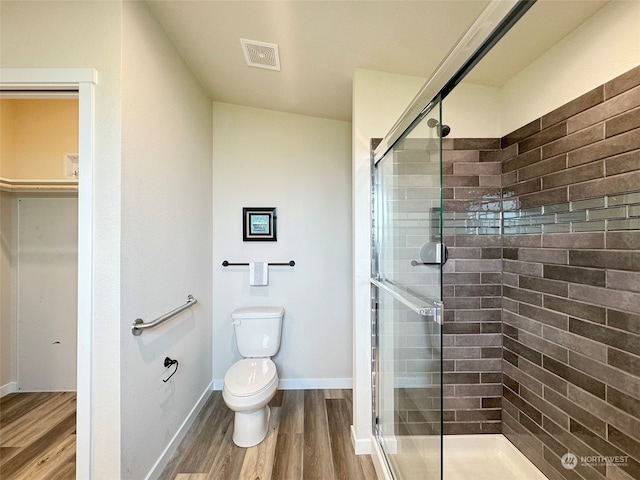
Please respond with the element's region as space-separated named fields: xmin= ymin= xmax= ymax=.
xmin=240 ymin=39 xmax=281 ymax=71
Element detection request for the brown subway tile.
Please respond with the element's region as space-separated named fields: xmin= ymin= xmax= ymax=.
xmin=519 ymin=248 xmax=568 ymax=265
xmin=502 ymin=386 xmax=542 ymax=425
xmin=568 ymin=383 xmax=640 ymax=452
xmin=568 ymin=129 xmax=640 ymax=168
xmin=607 ymin=270 xmax=640 ymax=293
xmin=570 ymin=317 xmax=640 ymax=357
xmin=504 ymin=336 xmax=542 ymax=365
xmin=443 ymin=372 xmax=480 ymax=384
xmin=503 ymin=259 xmax=544 ymax=277
xmin=606 ymin=231 xmax=640 ymax=250
xmin=453 ymin=138 xmax=500 ymax=150
xmin=543 ymin=232 xmax=605 ymax=249
xmin=568 ymin=85 xmax=640 ymax=133
xmin=518 ymin=330 xmax=568 ymax=363
xmin=442 ymin=149 xmax=479 ymax=163
xmin=443 ymin=175 xmax=480 ymax=187
xmin=606 ymin=108 xmax=640 ymax=138
xmin=608 ymin=386 xmax=640 ymax=419
xmin=447 ymin=247 xmax=482 ymax=259
xmin=482 ymin=397 xmax=502 ymax=408
xmin=456 ymin=409 xmax=502 ymax=422
xmin=607 ymin=348 xmax=640 ymax=377
xmin=519 ymin=154 xmax=567 ymax=182
xmin=443 ymin=272 xmax=481 ymax=284
xmin=544 ymin=295 xmax=606 ymax=324
xmin=503 ymin=235 xmax=543 ymax=248
xmin=569 ymin=284 xmax=640 ymax=313
xmin=454 ymin=235 xmax=503 ymax=247
xmin=608 ymin=425 xmax=640 ymax=464
xmin=544 ymin=265 xmax=606 ymax=287
xmin=453 ymin=161 xmax=502 ymax=176
xmin=541 ymin=124 xmax=605 ymax=159
xmin=543 ymin=386 xmax=606 ymax=437
xmin=569 ymin=419 xmax=640 ymax=479
xmin=454 ymin=187 xmax=501 ymax=200
xmin=443 ymin=322 xmax=480 ymax=334
xmin=519 ymin=303 xmax=568 ymax=330
xmin=608 ymin=309 xmax=640 ymax=335
xmin=502 ymin=118 xmax=541 ymax=149
xmin=519 ymin=276 xmax=568 ymax=297
xmin=605 ymin=150 xmax=640 ymax=176
xmin=543 ymin=325 xmax=607 ymax=363
xmin=504 ymin=285 xmax=543 ymax=306
xmin=605 ymin=65 xmax=640 ymax=99
xmin=454 ymin=309 xmax=502 ymax=322
xmin=543 ymin=355 xmax=606 ymax=399
xmin=520 ymin=123 xmax=568 ymax=154
xmin=455 ymin=332 xmax=502 ymax=347
xmin=542 ymin=161 xmax=604 ymax=189
xmin=542 ymin=86 xmax=604 ymax=129
xmin=569 ymin=350 xmax=640 ymax=402
xmin=503 ymin=360 xmax=543 ymax=396
xmin=503 ymin=310 xmax=542 ymax=336
xmin=570 ymin=249 xmax=640 ymax=272
xmin=502 ymin=178 xmax=542 ymax=198
xmin=481 ymin=372 xmax=502 ymax=383
xmin=443 ymin=347 xmax=482 ymax=359
xmin=503 ymin=148 xmax=542 ymax=174
xmin=519 ymin=187 xmax=568 ymax=209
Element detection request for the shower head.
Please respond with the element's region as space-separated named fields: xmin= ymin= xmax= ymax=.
xmin=427 ymin=118 xmax=451 ymax=137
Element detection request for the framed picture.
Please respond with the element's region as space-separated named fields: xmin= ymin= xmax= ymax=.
xmin=243 ymin=207 xmax=277 ymax=241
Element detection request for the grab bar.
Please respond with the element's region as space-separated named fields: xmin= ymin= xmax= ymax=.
xmin=131 ymin=295 xmax=197 ymax=336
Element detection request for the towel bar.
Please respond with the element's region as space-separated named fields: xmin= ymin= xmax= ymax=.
xmin=222 ymin=260 xmax=295 ymax=267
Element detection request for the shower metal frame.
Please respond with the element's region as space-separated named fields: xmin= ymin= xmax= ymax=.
xmin=369 ymin=1 xmax=538 ymax=478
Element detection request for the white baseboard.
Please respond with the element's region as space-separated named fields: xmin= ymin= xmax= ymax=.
xmin=144 ymin=381 xmax=213 ymax=480
xmin=0 ymin=382 xmax=17 ymax=398
xmin=212 ymin=377 xmax=352 ymax=391
xmin=351 ymin=425 xmax=372 ymax=454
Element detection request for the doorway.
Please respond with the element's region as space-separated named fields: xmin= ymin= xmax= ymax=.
xmin=0 ymin=68 xmax=97 ymax=479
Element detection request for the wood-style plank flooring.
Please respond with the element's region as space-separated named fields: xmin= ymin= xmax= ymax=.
xmin=160 ymin=389 xmax=377 ymax=480
xmin=0 ymin=392 xmax=76 ymax=480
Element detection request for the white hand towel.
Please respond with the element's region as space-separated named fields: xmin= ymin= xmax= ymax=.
xmin=249 ymin=262 xmax=269 ymax=286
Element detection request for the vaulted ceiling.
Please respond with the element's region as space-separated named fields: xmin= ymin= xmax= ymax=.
xmin=147 ymin=0 xmax=610 ymax=122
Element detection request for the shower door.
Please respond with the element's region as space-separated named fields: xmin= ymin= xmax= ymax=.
xmin=372 ymin=101 xmax=444 ymax=480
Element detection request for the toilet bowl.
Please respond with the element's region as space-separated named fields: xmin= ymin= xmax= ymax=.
xmin=222 ymin=306 xmax=284 ymax=447
xmin=222 ymin=358 xmax=278 ymax=447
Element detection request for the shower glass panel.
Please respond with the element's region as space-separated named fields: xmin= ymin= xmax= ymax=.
xmin=372 ymin=100 xmax=443 ymax=480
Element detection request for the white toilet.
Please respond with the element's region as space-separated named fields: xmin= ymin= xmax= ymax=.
xmin=222 ymin=306 xmax=284 ymax=447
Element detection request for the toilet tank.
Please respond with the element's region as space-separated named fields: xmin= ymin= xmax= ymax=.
xmin=231 ymin=306 xmax=284 ymax=358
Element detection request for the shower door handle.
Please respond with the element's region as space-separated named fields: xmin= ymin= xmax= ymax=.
xmin=411 ymin=242 xmax=448 ymax=266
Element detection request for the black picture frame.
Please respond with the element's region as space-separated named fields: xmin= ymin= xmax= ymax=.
xmin=243 ymin=207 xmax=277 ymax=241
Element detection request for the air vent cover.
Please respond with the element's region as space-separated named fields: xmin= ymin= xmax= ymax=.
xmin=240 ymin=39 xmax=281 ymax=71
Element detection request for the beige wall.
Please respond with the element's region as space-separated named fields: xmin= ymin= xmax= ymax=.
xmin=0 ymin=99 xmax=78 ymax=180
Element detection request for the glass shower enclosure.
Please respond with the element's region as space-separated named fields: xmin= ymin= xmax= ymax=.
xmin=371 ymin=100 xmax=445 ymax=480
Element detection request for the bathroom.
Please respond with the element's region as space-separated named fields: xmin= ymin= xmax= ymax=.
xmin=1 ymin=0 xmax=639 ymax=479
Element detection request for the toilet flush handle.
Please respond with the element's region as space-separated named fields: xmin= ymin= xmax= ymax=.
xmin=232 ymin=319 xmax=241 ymax=325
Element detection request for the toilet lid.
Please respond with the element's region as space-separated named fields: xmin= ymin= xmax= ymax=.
xmin=224 ymin=358 xmax=277 ymax=397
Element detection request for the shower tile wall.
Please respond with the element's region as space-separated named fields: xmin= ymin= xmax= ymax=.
xmin=442 ymin=138 xmax=504 ymax=434
xmin=499 ymin=66 xmax=640 ymax=480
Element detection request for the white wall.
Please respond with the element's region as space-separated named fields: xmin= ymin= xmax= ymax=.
xmin=212 ymin=102 xmax=351 ymax=388
xmin=121 ymin=2 xmax=213 ymax=479
xmin=352 ymin=69 xmax=425 ymax=452
xmin=500 ymin=0 xmax=640 ymax=135
xmin=0 ymin=191 xmax=16 ymax=394
xmin=1 ymin=1 xmax=123 ymax=477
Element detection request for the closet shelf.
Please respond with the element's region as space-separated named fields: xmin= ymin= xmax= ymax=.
xmin=0 ymin=177 xmax=78 ymax=193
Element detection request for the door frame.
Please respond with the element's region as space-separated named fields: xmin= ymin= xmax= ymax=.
xmin=0 ymin=68 xmax=97 ymax=479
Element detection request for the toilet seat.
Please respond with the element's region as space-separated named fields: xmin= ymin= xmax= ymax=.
xmin=223 ymin=358 xmax=277 ymax=397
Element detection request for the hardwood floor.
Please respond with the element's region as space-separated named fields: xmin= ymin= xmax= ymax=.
xmin=0 ymin=389 xmax=375 ymax=480
xmin=160 ymin=389 xmax=377 ymax=480
xmin=0 ymin=392 xmax=76 ymax=480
